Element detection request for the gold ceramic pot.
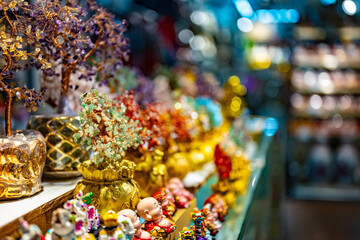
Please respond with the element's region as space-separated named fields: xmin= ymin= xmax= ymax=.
xmin=74 ymin=159 xmax=141 ymax=218
xmin=27 ymin=114 xmax=89 ymax=178
xmin=133 ymin=150 xmax=168 ymax=197
xmin=0 ymin=130 xmax=46 ymax=200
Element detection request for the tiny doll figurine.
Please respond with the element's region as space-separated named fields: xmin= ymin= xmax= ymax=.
xmin=63 ymin=191 xmax=100 ymax=234
xmin=137 ymin=197 xmax=175 ymax=238
xmin=99 ymin=210 xmax=133 ymax=240
xmin=200 ymin=208 xmax=221 ymax=237
xmin=178 ymin=227 xmax=195 ymax=240
xmin=153 ymin=188 xmax=176 ymax=218
xmin=45 ymin=208 xmax=76 ymax=240
xmin=203 ymin=194 xmax=228 ymax=222
xmin=19 ymin=218 xmax=43 ymax=240
xmin=117 ymin=209 xmax=154 ymax=240
xmin=167 ymin=178 xmax=193 ymax=208
xmin=190 ymin=208 xmax=207 ymax=240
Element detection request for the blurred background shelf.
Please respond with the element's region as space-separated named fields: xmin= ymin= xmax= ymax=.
xmin=291 ymin=185 xmax=360 ymax=201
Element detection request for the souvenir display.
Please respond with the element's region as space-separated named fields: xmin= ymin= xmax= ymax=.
xmin=0 ymin=1 xmax=277 ymax=239
xmin=137 ymin=197 xmax=176 ymax=238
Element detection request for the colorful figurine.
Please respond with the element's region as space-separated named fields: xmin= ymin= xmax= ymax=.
xmin=117 ymin=209 xmax=154 ymax=240
xmin=203 ymin=194 xmax=228 ymax=222
xmin=200 ymin=208 xmax=221 ymax=238
xmin=167 ymin=178 xmax=193 ymax=208
xmin=190 ymin=208 xmax=207 ymax=240
xmin=19 ymin=218 xmax=43 ymax=240
xmin=178 ymin=227 xmax=195 ymax=240
xmin=153 ymin=188 xmax=176 ymax=218
xmin=98 ymin=210 xmax=133 ymax=240
xmin=45 ymin=208 xmax=76 ymax=240
xmin=137 ymin=197 xmax=175 ymax=238
xmin=63 ymin=191 xmax=100 ymax=236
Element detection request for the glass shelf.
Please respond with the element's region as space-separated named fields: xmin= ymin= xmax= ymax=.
xmin=195 ymin=116 xmax=278 ymax=240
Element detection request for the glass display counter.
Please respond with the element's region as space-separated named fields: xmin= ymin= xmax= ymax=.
xmin=196 ymin=116 xmax=278 ymax=240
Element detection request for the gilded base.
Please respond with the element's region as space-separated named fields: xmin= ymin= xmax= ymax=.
xmin=27 ymin=114 xmax=89 ymax=178
xmin=0 ymin=130 xmax=46 ymax=200
xmin=75 ymin=160 xmax=141 ymax=218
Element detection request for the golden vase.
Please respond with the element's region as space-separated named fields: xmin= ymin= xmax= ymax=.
xmin=0 ymin=130 xmax=46 ymax=200
xmin=27 ymin=114 xmax=89 ymax=178
xmin=74 ymin=159 xmax=141 ymax=218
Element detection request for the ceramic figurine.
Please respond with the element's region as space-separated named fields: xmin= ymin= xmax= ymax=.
xmin=190 ymin=208 xmax=207 ymax=240
xmin=167 ymin=178 xmax=193 ymax=208
xmin=45 ymin=208 xmax=76 ymax=240
xmin=63 ymin=199 xmax=87 ymax=236
xmin=178 ymin=227 xmax=195 ymax=240
xmin=153 ymin=188 xmax=176 ymax=218
xmin=203 ymin=194 xmax=228 ymax=222
xmin=137 ymin=197 xmax=175 ymax=238
xmin=19 ymin=218 xmax=43 ymax=240
xmin=118 ymin=209 xmax=153 ymax=240
xmin=99 ymin=210 xmax=133 ymax=240
xmin=200 ymin=208 xmax=221 ymax=237
xmin=77 ymin=191 xmax=100 ymax=232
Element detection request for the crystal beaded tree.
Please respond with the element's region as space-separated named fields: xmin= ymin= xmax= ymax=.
xmin=73 ymin=89 xmax=143 ymax=164
xmin=32 ymin=0 xmax=129 ymax=114
xmin=0 ymin=0 xmax=52 ymax=136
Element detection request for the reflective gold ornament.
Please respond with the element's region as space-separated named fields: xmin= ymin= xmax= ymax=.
xmin=74 ymin=159 xmax=141 ymax=218
xmin=166 ymin=152 xmax=190 ymax=180
xmin=27 ymin=114 xmax=89 ymax=178
xmin=0 ymin=130 xmax=46 ymax=200
xmin=229 ymin=151 xmax=251 ymax=194
xmin=133 ymin=149 xmax=169 ymax=197
xmin=211 ymin=179 xmax=236 ymax=208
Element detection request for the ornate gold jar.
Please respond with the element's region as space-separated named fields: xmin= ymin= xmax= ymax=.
xmin=27 ymin=114 xmax=89 ymax=178
xmin=74 ymin=159 xmax=141 ymax=218
xmin=0 ymin=130 xmax=46 ymax=200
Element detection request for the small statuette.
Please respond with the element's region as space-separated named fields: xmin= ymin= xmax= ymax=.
xmin=137 ymin=197 xmax=175 ymax=238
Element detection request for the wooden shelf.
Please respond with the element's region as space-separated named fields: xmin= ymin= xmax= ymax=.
xmin=0 ymin=177 xmax=80 ymax=238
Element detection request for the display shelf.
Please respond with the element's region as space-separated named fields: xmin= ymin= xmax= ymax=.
xmin=292 ymin=64 xmax=360 ymax=70
xmin=195 ymin=167 xmax=264 ymax=240
xmin=195 ymin=117 xmax=276 ymax=240
xmin=0 ymin=177 xmax=80 ymax=238
xmin=291 ymin=88 xmax=360 ymax=95
xmin=291 ymin=185 xmax=360 ymax=201
xmin=291 ymin=111 xmax=360 ymax=119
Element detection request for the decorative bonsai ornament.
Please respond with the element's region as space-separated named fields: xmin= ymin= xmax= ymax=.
xmin=73 ymin=89 xmax=142 ymax=217
xmin=27 ymin=0 xmax=129 ymax=177
xmin=0 ymin=0 xmax=52 ymax=200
